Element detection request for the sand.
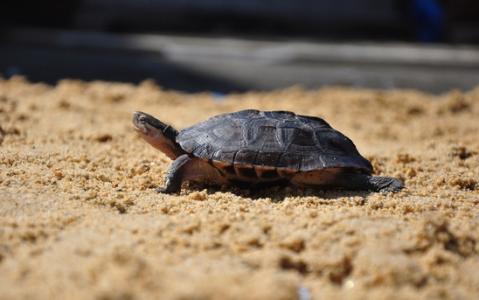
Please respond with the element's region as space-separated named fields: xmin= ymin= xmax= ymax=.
xmin=0 ymin=76 xmax=478 ymax=300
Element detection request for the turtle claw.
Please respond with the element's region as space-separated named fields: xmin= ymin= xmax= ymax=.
xmin=380 ymin=180 xmax=405 ymax=193
xmin=155 ymin=187 xmax=168 ymax=194
xmin=155 ymin=186 xmax=179 ymax=194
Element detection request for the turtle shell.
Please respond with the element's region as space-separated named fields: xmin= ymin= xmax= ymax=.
xmin=177 ymin=109 xmax=372 ymax=173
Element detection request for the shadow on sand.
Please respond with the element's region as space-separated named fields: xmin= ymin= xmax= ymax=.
xmin=182 ymin=183 xmax=373 ymax=202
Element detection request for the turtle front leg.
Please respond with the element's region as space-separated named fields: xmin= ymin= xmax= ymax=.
xmin=156 ymin=154 xmax=192 ymax=194
xmin=334 ymin=173 xmax=404 ymax=193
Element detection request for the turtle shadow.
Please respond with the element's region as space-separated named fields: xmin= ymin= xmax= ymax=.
xmin=187 ymin=183 xmax=372 ymax=202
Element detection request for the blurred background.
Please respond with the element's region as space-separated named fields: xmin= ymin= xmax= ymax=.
xmin=1 ymin=0 xmax=479 ymax=93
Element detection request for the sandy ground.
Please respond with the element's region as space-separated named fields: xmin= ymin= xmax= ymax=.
xmin=0 ymin=76 xmax=478 ymax=300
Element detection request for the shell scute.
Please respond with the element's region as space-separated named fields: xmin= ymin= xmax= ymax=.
xmin=234 ymin=150 xmax=258 ymax=166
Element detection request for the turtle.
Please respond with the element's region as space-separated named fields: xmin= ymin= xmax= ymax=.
xmin=132 ymin=109 xmax=404 ymax=194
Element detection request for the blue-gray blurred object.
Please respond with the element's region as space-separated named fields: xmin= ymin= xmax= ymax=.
xmin=411 ymin=0 xmax=444 ymax=42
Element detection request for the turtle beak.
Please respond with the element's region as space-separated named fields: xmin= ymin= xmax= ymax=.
xmin=132 ymin=111 xmax=166 ymax=137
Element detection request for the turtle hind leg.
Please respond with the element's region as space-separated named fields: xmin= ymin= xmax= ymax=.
xmin=331 ymin=173 xmax=404 ymax=193
xmin=156 ymin=154 xmax=192 ymax=194
xmin=366 ymin=175 xmax=404 ymax=193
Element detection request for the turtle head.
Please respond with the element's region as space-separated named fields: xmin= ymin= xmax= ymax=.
xmin=132 ymin=111 xmax=184 ymax=160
